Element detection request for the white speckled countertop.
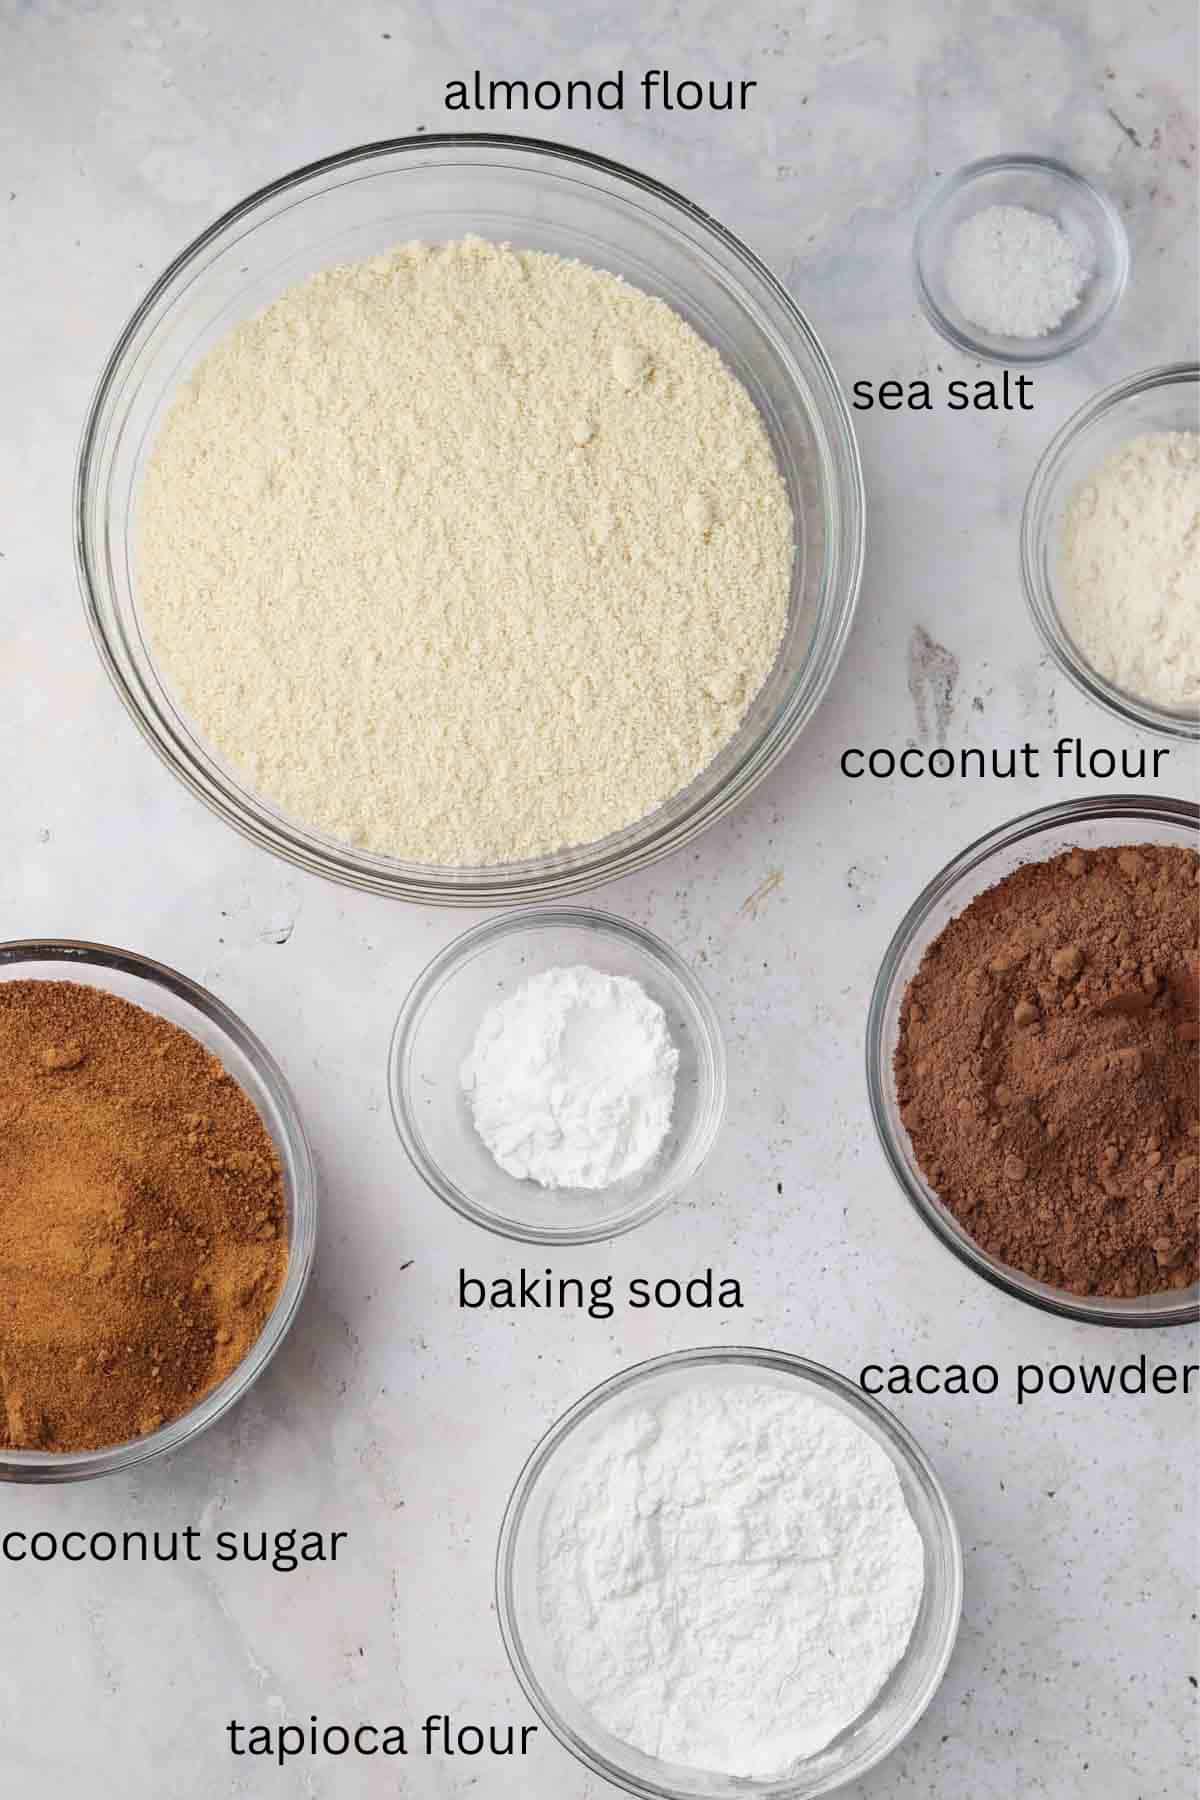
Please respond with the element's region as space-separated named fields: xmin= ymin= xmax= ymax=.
xmin=1 ymin=3 xmax=1197 ymax=1795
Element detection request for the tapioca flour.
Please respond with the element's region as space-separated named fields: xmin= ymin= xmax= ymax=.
xmin=537 ymin=1380 xmax=926 ymax=1777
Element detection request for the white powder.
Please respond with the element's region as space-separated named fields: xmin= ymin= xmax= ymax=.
xmin=538 ymin=1380 xmax=925 ymax=1778
xmin=137 ymin=238 xmax=792 ymax=865
xmin=460 ymin=965 xmax=678 ymax=1189
xmin=1061 ymin=430 xmax=1200 ymax=710
xmin=945 ymin=204 xmax=1091 ymax=338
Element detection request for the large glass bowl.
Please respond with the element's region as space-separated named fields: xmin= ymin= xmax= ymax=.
xmin=496 ymin=1347 xmax=963 ymax=1797
xmin=867 ymin=796 xmax=1199 ymax=1327
xmin=389 ymin=908 xmax=725 ymax=1244
xmin=0 ymin=941 xmax=317 ymax=1483
xmin=1022 ymin=364 xmax=1199 ymax=739
xmin=76 ymin=133 xmax=864 ymax=906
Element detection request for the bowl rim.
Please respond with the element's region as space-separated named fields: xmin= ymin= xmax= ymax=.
xmin=866 ymin=794 xmax=1200 ymax=1328
xmin=0 ymin=937 xmax=318 ymax=1482
xmin=912 ymin=152 xmax=1130 ymax=365
xmin=388 ymin=906 xmax=727 ymax=1244
xmin=1020 ymin=361 xmax=1200 ymax=741
xmin=74 ymin=129 xmax=865 ymax=906
xmin=495 ymin=1344 xmax=964 ymax=1798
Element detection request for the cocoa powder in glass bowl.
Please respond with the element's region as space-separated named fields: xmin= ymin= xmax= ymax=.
xmin=894 ymin=842 xmax=1199 ymax=1299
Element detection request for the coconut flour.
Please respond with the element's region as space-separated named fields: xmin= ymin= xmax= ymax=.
xmin=1061 ymin=430 xmax=1200 ymax=711
xmin=538 ymin=1380 xmax=925 ymax=1777
xmin=138 ymin=238 xmax=793 ymax=865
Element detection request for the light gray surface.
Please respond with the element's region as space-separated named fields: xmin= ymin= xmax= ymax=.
xmin=2 ymin=3 xmax=1197 ymax=1796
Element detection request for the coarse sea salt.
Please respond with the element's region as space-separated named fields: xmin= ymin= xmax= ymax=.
xmin=945 ymin=203 xmax=1091 ymax=339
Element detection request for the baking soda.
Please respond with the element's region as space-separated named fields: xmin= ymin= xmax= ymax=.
xmin=460 ymin=965 xmax=678 ymax=1189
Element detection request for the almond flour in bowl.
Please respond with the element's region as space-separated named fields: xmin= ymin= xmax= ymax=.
xmin=81 ymin=138 xmax=864 ymax=904
xmin=136 ymin=237 xmax=793 ymax=867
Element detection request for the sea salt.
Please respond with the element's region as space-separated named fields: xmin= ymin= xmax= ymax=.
xmin=945 ymin=203 xmax=1091 ymax=339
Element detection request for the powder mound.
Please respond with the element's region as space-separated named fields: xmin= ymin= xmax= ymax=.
xmin=945 ymin=203 xmax=1090 ymax=338
xmin=0 ymin=980 xmax=288 ymax=1452
xmin=895 ymin=844 xmax=1200 ymax=1297
xmin=137 ymin=237 xmax=794 ymax=866
xmin=538 ymin=1382 xmax=925 ymax=1778
xmin=460 ymin=964 xmax=678 ymax=1189
xmin=1061 ymin=430 xmax=1200 ymax=711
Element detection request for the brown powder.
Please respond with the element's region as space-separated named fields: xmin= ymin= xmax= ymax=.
xmin=895 ymin=843 xmax=1199 ymax=1297
xmin=0 ymin=980 xmax=288 ymax=1452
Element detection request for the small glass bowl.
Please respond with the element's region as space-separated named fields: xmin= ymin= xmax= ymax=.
xmin=914 ymin=154 xmax=1128 ymax=363
xmin=867 ymin=796 xmax=1199 ymax=1327
xmin=1022 ymin=363 xmax=1200 ymax=739
xmin=0 ymin=941 xmax=317 ymax=1483
xmin=496 ymin=1347 xmax=963 ymax=1798
xmin=389 ymin=909 xmax=725 ymax=1243
xmin=77 ymin=133 xmax=864 ymax=906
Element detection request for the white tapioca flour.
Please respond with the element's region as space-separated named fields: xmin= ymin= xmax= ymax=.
xmin=1061 ymin=430 xmax=1200 ymax=711
xmin=460 ymin=965 xmax=677 ymax=1190
xmin=537 ymin=1380 xmax=925 ymax=1778
xmin=137 ymin=237 xmax=793 ymax=865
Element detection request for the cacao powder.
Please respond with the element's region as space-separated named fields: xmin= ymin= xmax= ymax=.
xmin=895 ymin=843 xmax=1199 ymax=1297
xmin=0 ymin=979 xmax=288 ymax=1452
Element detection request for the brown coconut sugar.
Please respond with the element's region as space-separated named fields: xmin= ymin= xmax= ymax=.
xmin=895 ymin=843 xmax=1199 ymax=1297
xmin=0 ymin=979 xmax=287 ymax=1452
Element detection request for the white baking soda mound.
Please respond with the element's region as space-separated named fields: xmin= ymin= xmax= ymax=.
xmin=460 ymin=964 xmax=678 ymax=1190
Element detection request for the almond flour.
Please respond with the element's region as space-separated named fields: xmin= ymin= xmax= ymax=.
xmin=137 ymin=238 xmax=793 ymax=865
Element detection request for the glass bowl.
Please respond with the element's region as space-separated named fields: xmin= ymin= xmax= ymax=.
xmin=496 ymin=1347 xmax=963 ymax=1798
xmin=867 ymin=796 xmax=1199 ymax=1327
xmin=389 ymin=909 xmax=725 ymax=1243
xmin=1022 ymin=363 xmax=1200 ymax=739
xmin=76 ymin=132 xmax=864 ymax=907
xmin=914 ymin=154 xmax=1128 ymax=363
xmin=0 ymin=941 xmax=317 ymax=1483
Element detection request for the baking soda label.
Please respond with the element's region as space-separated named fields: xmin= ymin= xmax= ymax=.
xmin=458 ymin=1266 xmax=744 ymax=1318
